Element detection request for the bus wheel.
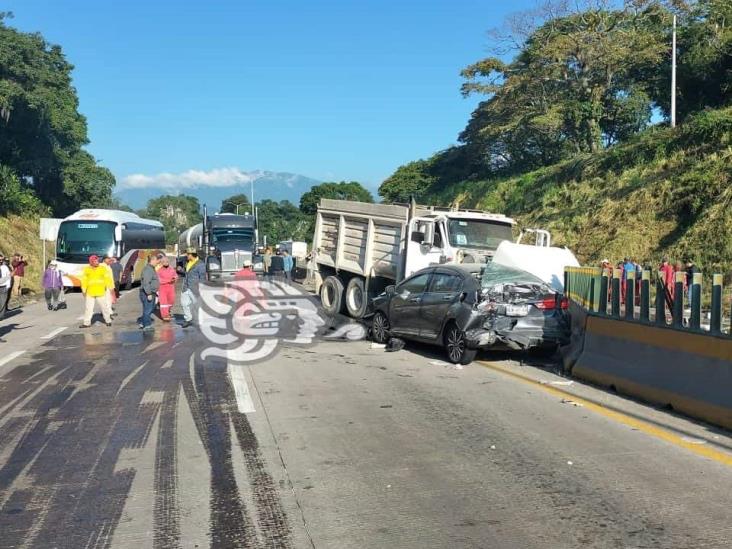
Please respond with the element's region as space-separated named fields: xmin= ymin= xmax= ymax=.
xmin=320 ymin=276 xmax=344 ymax=316
xmin=345 ymin=277 xmax=368 ymax=318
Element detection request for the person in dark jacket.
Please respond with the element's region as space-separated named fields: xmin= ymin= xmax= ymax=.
xmin=685 ymin=258 xmax=699 ymax=305
xmin=42 ymin=260 xmax=64 ymax=310
xmin=110 ymin=256 xmax=123 ymax=299
xmin=177 ymin=247 xmax=207 ymax=328
xmin=139 ymin=254 xmax=160 ymax=330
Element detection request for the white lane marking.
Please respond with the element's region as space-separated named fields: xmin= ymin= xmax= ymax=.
xmin=41 ymin=327 xmax=67 ymax=340
xmin=227 ymin=363 xmax=255 ymax=413
xmin=161 ymin=359 xmax=174 ymax=369
xmin=0 ymin=351 xmax=26 ymax=369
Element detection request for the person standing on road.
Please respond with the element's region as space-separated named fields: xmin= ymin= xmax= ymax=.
xmin=80 ymin=255 xmax=114 ymax=328
xmin=0 ymin=254 xmax=12 ymax=320
xmin=177 ymin=247 xmax=206 ymax=328
xmin=263 ymin=247 xmax=273 ymax=276
xmin=42 ymin=260 xmax=63 ymax=310
xmin=282 ymin=250 xmax=294 ymax=283
xmin=110 ymin=256 xmax=123 ymax=300
xmin=156 ymin=254 xmax=177 ymax=321
xmin=139 ymin=254 xmax=160 ymax=330
xmin=11 ymin=253 xmax=27 ymax=300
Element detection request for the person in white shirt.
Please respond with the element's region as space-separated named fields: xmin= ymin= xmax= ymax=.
xmin=0 ymin=254 xmax=12 ymax=320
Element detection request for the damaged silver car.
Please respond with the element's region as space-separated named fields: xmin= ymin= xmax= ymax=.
xmin=370 ymin=263 xmax=569 ymax=365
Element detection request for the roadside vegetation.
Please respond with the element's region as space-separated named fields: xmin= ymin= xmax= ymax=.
xmin=381 ymin=0 xmax=731 ymax=271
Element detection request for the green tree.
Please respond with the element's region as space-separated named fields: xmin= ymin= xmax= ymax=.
xmin=0 ymin=14 xmax=114 ymax=215
xmin=142 ymin=194 xmax=202 ymax=244
xmin=299 ymin=181 xmax=373 ymax=216
xmin=0 ymin=164 xmax=48 ymax=216
xmin=379 ymin=160 xmax=434 ymax=203
xmin=220 ymin=193 xmax=251 ymax=214
xmin=460 ymin=1 xmax=668 ymax=168
xmin=258 ymin=199 xmax=309 ymax=244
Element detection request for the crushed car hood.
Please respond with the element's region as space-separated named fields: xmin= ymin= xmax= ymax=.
xmin=492 ymin=242 xmax=579 ymax=292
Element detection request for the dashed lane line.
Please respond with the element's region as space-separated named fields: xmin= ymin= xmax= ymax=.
xmin=41 ymin=327 xmax=67 ymax=340
xmin=227 ymin=362 xmax=256 ymax=413
xmin=478 ymin=360 xmax=732 ymax=468
xmin=0 ymin=351 xmax=26 ymax=370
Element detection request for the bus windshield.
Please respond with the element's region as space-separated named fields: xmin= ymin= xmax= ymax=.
xmin=212 ymin=228 xmax=254 ymax=245
xmin=57 ymin=220 xmax=117 ymax=262
xmin=447 ymin=219 xmax=513 ymax=251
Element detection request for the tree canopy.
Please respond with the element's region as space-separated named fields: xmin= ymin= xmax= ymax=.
xmin=257 ymin=199 xmax=309 ymax=245
xmin=220 ymin=193 xmax=251 ymax=215
xmin=0 ymin=13 xmax=114 ymax=216
xmin=142 ymin=194 xmax=202 ymax=244
xmin=380 ymin=0 xmax=732 ymax=202
xmin=299 ymin=181 xmax=373 ymax=215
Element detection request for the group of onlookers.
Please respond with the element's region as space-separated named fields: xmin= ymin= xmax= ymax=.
xmin=601 ymin=256 xmax=699 ymax=304
xmin=261 ymin=247 xmax=294 ymax=281
xmin=0 ymin=253 xmax=29 ymax=320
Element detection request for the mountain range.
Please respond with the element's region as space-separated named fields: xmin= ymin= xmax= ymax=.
xmin=114 ymin=170 xmax=324 ymax=211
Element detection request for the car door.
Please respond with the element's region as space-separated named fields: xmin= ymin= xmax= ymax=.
xmin=418 ymin=270 xmax=464 ymax=340
xmin=389 ymin=271 xmax=433 ymax=337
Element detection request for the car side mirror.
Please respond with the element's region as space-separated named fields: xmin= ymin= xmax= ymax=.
xmin=385 ymin=285 xmax=395 ymax=296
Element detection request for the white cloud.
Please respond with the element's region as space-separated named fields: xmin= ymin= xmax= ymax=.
xmin=119 ymin=167 xmax=264 ymax=190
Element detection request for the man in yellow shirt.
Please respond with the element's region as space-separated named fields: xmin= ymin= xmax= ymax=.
xmin=80 ymin=255 xmax=114 ymax=328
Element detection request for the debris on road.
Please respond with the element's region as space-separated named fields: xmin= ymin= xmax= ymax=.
xmin=370 ymin=342 xmax=386 ymax=350
xmin=429 ymin=360 xmax=450 ymax=366
xmin=385 ymin=337 xmax=405 ymax=352
xmin=567 ymin=461 xmax=574 ymax=466
xmin=560 ymin=398 xmax=584 ymax=407
xmin=544 ymin=380 xmax=574 ymax=386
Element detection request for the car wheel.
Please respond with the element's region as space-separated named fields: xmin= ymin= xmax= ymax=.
xmin=372 ymin=311 xmax=390 ymax=344
xmin=345 ymin=277 xmax=368 ymax=318
xmin=320 ymin=276 xmax=344 ymax=316
xmin=445 ymin=323 xmax=477 ymax=365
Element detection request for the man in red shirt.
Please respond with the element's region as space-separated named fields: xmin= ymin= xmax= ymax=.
xmin=11 ymin=253 xmax=27 ymax=299
xmin=234 ymin=259 xmax=257 ymax=280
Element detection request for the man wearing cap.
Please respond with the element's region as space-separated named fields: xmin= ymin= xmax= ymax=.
xmin=177 ymin=247 xmax=207 ymax=328
xmin=42 ymin=260 xmax=64 ymax=310
xmin=80 ymin=255 xmax=114 ymax=328
xmin=234 ymin=258 xmax=257 ymax=280
xmin=0 ymin=254 xmax=12 ymax=320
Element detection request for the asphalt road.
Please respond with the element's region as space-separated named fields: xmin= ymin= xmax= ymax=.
xmin=0 ymin=285 xmax=731 ymax=548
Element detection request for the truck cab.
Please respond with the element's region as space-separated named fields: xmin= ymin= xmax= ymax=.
xmin=405 ymin=211 xmax=515 ymax=278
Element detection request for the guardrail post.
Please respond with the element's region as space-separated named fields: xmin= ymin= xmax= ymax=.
xmin=564 ymin=270 xmax=569 ymax=300
xmin=599 ymin=271 xmax=609 ymax=315
xmin=611 ymin=269 xmax=621 ymax=317
xmin=656 ymin=271 xmax=666 ymax=325
xmin=625 ymin=270 xmax=635 ymax=320
xmin=640 ymin=270 xmax=650 ymax=322
xmin=589 ymin=276 xmax=596 ymax=312
xmin=710 ymin=274 xmax=723 ymax=334
xmin=690 ymin=272 xmax=702 ymax=330
xmin=673 ymin=271 xmax=685 ymax=328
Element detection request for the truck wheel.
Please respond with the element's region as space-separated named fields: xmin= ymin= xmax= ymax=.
xmin=345 ymin=277 xmax=368 ymax=318
xmin=320 ymin=276 xmax=344 ymax=316
xmin=444 ymin=323 xmax=477 ymax=365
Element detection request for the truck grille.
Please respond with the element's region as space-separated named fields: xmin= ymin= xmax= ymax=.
xmin=221 ymin=251 xmax=250 ymax=271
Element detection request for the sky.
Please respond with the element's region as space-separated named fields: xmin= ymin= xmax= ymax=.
xmin=4 ymin=0 xmax=537 ymax=192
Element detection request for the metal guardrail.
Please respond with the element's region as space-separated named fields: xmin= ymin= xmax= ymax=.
xmin=564 ymin=266 xmax=730 ymax=335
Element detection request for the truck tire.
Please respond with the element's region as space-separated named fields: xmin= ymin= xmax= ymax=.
xmin=345 ymin=277 xmax=368 ymax=318
xmin=320 ymin=276 xmax=344 ymax=316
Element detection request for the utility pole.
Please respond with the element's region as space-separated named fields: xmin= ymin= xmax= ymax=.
xmin=671 ymin=14 xmax=677 ymax=128
xmin=250 ymin=180 xmax=255 ymax=215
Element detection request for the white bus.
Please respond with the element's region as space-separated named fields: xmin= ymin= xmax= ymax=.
xmin=55 ymin=209 xmax=165 ymax=288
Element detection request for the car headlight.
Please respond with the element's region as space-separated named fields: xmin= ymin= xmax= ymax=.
xmin=208 ymin=260 xmax=221 ymax=270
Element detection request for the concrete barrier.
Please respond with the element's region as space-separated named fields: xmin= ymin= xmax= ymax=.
xmin=573 ymin=315 xmax=732 ymax=430
xmin=560 ymin=301 xmax=589 ymax=373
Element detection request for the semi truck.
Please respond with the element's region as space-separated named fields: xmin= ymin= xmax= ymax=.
xmin=178 ymin=212 xmax=257 ymax=280
xmin=312 ymin=199 xmax=518 ymax=318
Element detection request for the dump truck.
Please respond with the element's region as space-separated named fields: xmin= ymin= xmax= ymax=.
xmin=178 ymin=212 xmax=257 ymax=280
xmin=312 ymin=199 xmax=517 ymax=318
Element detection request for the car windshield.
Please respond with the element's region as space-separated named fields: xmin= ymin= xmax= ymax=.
xmin=480 ymin=262 xmax=548 ymax=290
xmin=447 ymin=219 xmax=513 ymax=250
xmin=56 ymin=220 xmax=117 ymax=262
xmin=212 ymin=228 xmax=254 ymax=244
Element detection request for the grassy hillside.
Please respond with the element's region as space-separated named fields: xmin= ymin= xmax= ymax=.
xmin=0 ymin=215 xmax=45 ymax=296
xmin=434 ymin=107 xmax=732 ymax=273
